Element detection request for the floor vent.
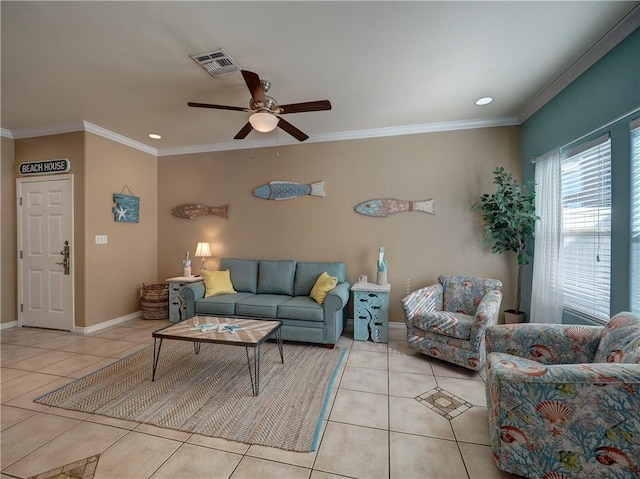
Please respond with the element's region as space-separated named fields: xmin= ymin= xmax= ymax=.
xmin=190 ymin=48 xmax=240 ymax=78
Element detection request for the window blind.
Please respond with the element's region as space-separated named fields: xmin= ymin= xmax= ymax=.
xmin=561 ymin=135 xmax=611 ymax=321
xmin=631 ymin=121 xmax=640 ymax=314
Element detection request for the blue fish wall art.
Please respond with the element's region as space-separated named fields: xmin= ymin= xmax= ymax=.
xmin=354 ymin=198 xmax=435 ymax=217
xmin=253 ymin=181 xmax=325 ymax=200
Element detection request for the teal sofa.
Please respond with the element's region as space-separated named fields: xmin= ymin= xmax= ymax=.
xmin=179 ymin=258 xmax=350 ymax=347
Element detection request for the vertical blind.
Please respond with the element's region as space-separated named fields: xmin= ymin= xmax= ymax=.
xmin=631 ymin=122 xmax=640 ymax=314
xmin=561 ymin=135 xmax=611 ymax=322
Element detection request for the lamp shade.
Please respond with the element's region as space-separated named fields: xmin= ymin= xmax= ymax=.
xmin=194 ymin=242 xmax=211 ymax=258
xmin=249 ymin=112 xmax=279 ymax=132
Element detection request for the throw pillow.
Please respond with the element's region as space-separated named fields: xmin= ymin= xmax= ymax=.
xmin=593 ymin=311 xmax=640 ymax=363
xmin=310 ymin=272 xmax=338 ymax=304
xmin=202 ymin=269 xmax=237 ymax=298
xmin=402 ymin=288 xmax=436 ymax=319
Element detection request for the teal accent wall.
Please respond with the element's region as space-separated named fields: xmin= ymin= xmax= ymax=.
xmin=521 ymin=27 xmax=640 ymax=324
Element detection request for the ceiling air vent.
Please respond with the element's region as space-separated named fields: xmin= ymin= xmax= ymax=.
xmin=190 ymin=48 xmax=240 ymax=78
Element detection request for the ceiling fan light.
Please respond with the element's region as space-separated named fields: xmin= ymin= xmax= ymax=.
xmin=249 ymin=112 xmax=279 ymax=132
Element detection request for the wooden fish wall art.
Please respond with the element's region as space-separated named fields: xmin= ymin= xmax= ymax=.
xmin=253 ymin=180 xmax=325 ymax=200
xmin=171 ymin=203 xmax=229 ymax=220
xmin=354 ymin=198 xmax=435 ymax=217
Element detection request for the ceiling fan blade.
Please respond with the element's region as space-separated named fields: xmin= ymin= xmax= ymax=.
xmin=234 ymin=122 xmax=253 ymax=140
xmin=241 ymin=70 xmax=266 ymax=105
xmin=188 ymin=102 xmax=248 ymax=112
xmin=278 ymin=100 xmax=332 ymax=114
xmin=277 ymin=118 xmax=309 ymax=142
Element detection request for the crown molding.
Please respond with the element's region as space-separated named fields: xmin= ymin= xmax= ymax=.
xmin=3 ymin=115 xmax=518 ymax=158
xmin=1 ymin=128 xmax=15 ymax=139
xmin=308 ymin=116 xmax=520 ymax=144
xmin=156 ymin=116 xmax=520 ymax=156
xmin=83 ymin=122 xmax=158 ymax=156
xmin=8 ymin=121 xmax=85 ymax=139
xmin=518 ymin=4 xmax=640 ymax=123
xmin=156 ymin=136 xmax=297 ymax=156
xmin=2 ymin=121 xmax=158 ymax=155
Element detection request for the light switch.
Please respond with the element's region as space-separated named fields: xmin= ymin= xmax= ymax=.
xmin=95 ymin=235 xmax=108 ymax=244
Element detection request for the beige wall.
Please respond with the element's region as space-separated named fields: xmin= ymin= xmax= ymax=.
xmin=14 ymin=132 xmax=86 ymax=326
xmin=158 ymin=126 xmax=521 ymax=323
xmin=11 ymin=132 xmax=157 ymax=328
xmin=1 ymin=137 xmax=16 ymax=324
xmin=5 ymin=126 xmax=519 ymax=330
xmin=84 ymin=133 xmax=158 ymax=327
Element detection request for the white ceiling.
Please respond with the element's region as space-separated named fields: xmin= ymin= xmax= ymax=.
xmin=1 ymin=1 xmax=638 ymax=155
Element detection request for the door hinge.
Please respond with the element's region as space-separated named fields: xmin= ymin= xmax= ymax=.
xmin=19 ymin=197 xmax=22 ymax=206
xmin=20 ymin=304 xmax=23 ymax=313
xmin=20 ymin=250 xmax=23 ymax=259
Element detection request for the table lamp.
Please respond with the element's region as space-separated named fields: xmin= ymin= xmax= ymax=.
xmin=194 ymin=242 xmax=212 ymax=272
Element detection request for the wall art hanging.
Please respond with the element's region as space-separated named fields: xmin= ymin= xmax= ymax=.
xmin=253 ymin=180 xmax=325 ymax=200
xmin=171 ymin=203 xmax=229 ymax=220
xmin=113 ymin=186 xmax=140 ymax=223
xmin=354 ymin=198 xmax=435 ymax=217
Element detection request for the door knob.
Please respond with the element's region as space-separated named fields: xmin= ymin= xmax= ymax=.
xmin=57 ymin=240 xmax=70 ymax=275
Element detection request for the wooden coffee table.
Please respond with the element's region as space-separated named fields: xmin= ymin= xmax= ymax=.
xmin=151 ymin=316 xmax=283 ymax=396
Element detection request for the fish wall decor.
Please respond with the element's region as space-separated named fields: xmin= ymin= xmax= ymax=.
xmin=171 ymin=203 xmax=228 ymax=220
xmin=253 ymin=180 xmax=325 ymax=200
xmin=354 ymin=198 xmax=435 ymax=217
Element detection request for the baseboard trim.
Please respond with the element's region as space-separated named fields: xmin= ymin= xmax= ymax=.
xmin=73 ymin=311 xmax=142 ymax=334
xmin=0 ymin=321 xmax=18 ymax=330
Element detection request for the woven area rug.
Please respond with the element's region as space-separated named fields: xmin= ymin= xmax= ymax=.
xmin=35 ymin=341 xmax=346 ymax=452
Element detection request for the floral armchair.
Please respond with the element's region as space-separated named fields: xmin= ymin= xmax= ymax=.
xmin=401 ymin=275 xmax=503 ymax=371
xmin=485 ymin=312 xmax=640 ymax=479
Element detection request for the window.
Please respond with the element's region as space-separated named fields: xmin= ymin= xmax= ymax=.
xmin=631 ymin=121 xmax=640 ymax=314
xmin=561 ymin=135 xmax=611 ymax=322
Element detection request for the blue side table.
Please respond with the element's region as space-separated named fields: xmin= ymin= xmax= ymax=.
xmin=166 ymin=276 xmax=204 ymax=323
xmin=351 ymin=282 xmax=391 ymax=343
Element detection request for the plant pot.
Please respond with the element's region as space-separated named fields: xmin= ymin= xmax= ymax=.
xmin=504 ymin=309 xmax=526 ymax=324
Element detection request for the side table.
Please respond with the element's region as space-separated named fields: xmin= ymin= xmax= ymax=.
xmin=351 ymin=282 xmax=391 ymax=343
xmin=166 ymin=276 xmax=204 ymax=323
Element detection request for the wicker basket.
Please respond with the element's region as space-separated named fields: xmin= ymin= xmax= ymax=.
xmin=140 ymin=283 xmax=169 ymax=320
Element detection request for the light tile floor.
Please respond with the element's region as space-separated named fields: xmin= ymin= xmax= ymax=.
xmin=1 ymin=319 xmax=522 ymax=479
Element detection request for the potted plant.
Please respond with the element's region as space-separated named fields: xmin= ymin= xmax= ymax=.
xmin=473 ymin=167 xmax=538 ymax=323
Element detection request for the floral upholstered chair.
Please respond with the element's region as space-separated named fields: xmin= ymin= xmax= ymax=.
xmin=401 ymin=275 xmax=503 ymax=371
xmin=485 ymin=312 xmax=640 ymax=479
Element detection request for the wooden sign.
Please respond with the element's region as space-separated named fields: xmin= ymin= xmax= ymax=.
xmin=113 ymin=193 xmax=140 ymax=223
xmin=19 ymin=158 xmax=70 ymax=176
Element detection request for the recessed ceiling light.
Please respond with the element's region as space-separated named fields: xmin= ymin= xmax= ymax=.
xmin=148 ymin=133 xmax=162 ymax=139
xmin=475 ymin=97 xmax=493 ymax=106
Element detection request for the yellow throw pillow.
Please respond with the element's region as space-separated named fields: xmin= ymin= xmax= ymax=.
xmin=202 ymin=269 xmax=236 ymax=298
xmin=310 ymin=272 xmax=338 ymax=304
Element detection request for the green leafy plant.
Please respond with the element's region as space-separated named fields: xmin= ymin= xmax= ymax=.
xmin=473 ymin=167 xmax=538 ymax=313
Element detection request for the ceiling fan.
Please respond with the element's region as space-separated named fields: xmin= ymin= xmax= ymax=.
xmin=188 ymin=70 xmax=331 ymax=142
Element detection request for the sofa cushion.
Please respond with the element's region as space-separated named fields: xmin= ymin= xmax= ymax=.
xmin=310 ymin=272 xmax=338 ymax=304
xmin=594 ymin=311 xmax=640 ymax=363
xmin=220 ymin=258 xmax=258 ymax=293
xmin=278 ymin=296 xmax=324 ymax=322
xmin=401 ymin=288 xmax=437 ymax=319
xmin=195 ymin=292 xmax=255 ymax=316
xmin=235 ymin=294 xmax=291 ymax=319
xmin=202 ymin=269 xmax=236 ymax=297
xmin=257 ymin=260 xmax=295 ymax=295
xmin=294 ymin=262 xmax=346 ymax=296
xmin=412 ymin=311 xmax=474 ymax=340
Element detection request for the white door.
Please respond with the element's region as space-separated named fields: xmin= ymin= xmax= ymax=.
xmin=18 ymin=176 xmax=74 ymax=331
